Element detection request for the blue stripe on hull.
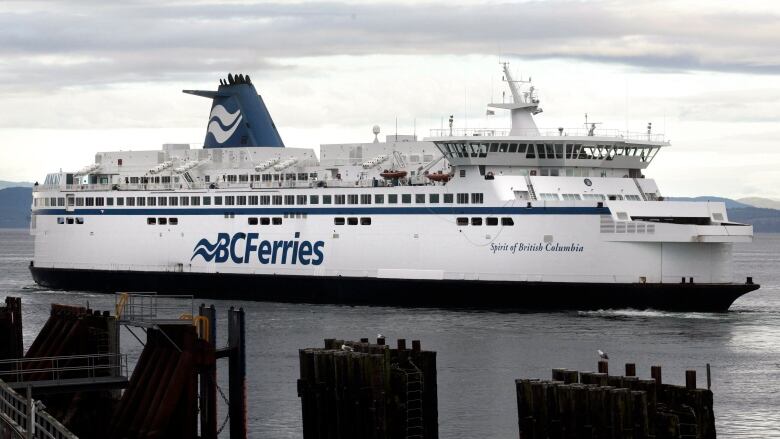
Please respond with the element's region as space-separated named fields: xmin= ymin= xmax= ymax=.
xmin=33 ymin=206 xmax=610 ymax=216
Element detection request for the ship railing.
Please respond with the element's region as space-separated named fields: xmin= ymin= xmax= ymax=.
xmin=429 ymin=127 xmax=666 ymax=142
xmin=0 ymin=379 xmax=78 ymax=439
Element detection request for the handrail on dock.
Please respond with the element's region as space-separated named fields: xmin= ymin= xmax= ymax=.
xmin=0 ymin=379 xmax=79 ymax=439
xmin=114 ymin=293 xmax=194 ymax=326
xmin=0 ymin=353 xmax=128 ymax=384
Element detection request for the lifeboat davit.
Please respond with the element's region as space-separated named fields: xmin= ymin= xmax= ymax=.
xmin=380 ymin=170 xmax=408 ymax=179
xmin=426 ymin=172 xmax=452 ymax=182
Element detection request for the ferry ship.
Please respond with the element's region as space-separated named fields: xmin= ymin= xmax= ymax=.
xmin=29 ymin=66 xmax=759 ymax=311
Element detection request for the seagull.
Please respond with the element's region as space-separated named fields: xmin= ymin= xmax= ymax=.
xmin=597 ymin=350 xmax=609 ymax=360
xmin=341 ymin=344 xmax=354 ymax=352
xmin=377 ymin=333 xmax=385 ymax=340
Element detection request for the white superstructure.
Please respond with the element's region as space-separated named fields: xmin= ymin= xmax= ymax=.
xmin=29 ymin=68 xmax=759 ymax=311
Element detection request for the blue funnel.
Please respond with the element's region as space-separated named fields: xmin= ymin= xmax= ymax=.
xmin=183 ymin=73 xmax=284 ymax=148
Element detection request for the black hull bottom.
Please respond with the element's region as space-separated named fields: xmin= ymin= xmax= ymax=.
xmin=29 ymin=265 xmax=759 ymax=312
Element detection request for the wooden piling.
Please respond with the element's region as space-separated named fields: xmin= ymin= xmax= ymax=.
xmin=228 ymin=307 xmax=247 ymax=439
xmin=685 ymin=370 xmax=697 ymax=390
xmin=625 ymin=363 xmax=636 ymax=377
xmin=597 ymin=360 xmax=609 ymax=374
xmin=650 ymin=365 xmax=662 ymax=386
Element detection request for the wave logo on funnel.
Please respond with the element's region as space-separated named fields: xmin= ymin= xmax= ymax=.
xmin=207 ymin=105 xmax=243 ymax=144
xmin=191 ymin=233 xmax=230 ymax=262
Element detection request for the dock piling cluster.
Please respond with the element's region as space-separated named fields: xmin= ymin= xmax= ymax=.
xmin=517 ymin=363 xmax=715 ymax=439
xmin=298 ymin=337 xmax=438 ymax=439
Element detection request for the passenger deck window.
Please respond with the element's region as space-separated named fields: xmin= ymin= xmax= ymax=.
xmin=388 ymin=194 xmax=398 ymax=204
xmin=471 ymin=193 xmax=483 ymax=204
xmin=310 ymin=195 xmax=319 ymax=204
xmin=456 ymin=217 xmax=468 ymax=226
xmin=272 ymin=217 xmax=282 ymax=225
xmin=501 ymin=217 xmax=514 ymax=226
xmin=348 ymin=194 xmax=359 ymax=204
xmin=335 ymin=195 xmax=346 ymax=205
xmin=444 ymin=194 xmax=454 ymax=204
xmin=347 ymin=217 xmax=358 ymax=225
xmin=471 ymin=217 xmax=482 ymax=226
xmin=360 ymin=217 xmax=371 ymax=225
xmin=334 ymin=217 xmax=345 ymax=225
xmin=415 ymin=194 xmax=425 ymax=204
xmin=360 ymin=194 xmax=372 ymax=204
xmin=486 ymin=217 xmax=498 ymax=226
xmin=248 ymin=217 xmax=258 ymax=225
xmin=374 ymin=194 xmax=384 ymax=204
xmin=402 ymin=194 xmax=412 ymax=204
xmin=323 ymin=195 xmax=332 ymax=204
xmin=457 ymin=193 xmax=469 ymax=204
xmin=429 ymin=194 xmax=440 ymax=203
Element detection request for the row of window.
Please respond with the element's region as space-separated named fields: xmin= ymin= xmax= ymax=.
xmin=247 ymin=217 xmax=284 ymax=225
xmin=537 ymin=193 xmax=642 ymax=201
xmin=37 ymin=192 xmax=487 ymax=208
xmin=456 ymin=217 xmax=515 ymax=226
xmin=334 ymin=217 xmax=372 ymax=225
xmin=146 ymin=217 xmax=179 ymax=225
xmin=56 ymin=217 xmax=84 ymax=225
xmin=440 ymin=142 xmax=660 ymax=162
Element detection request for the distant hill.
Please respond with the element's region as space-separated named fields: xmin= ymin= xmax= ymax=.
xmin=0 ymin=180 xmax=34 ymax=190
xmin=728 ymin=207 xmax=780 ymax=233
xmin=737 ymin=197 xmax=780 ymax=210
xmin=0 ymin=187 xmax=32 ymax=228
xmin=668 ymin=196 xmax=752 ymax=209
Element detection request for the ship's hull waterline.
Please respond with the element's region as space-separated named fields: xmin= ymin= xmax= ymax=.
xmin=30 ymin=266 xmax=758 ymax=312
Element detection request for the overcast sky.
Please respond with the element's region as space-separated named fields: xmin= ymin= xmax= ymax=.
xmin=0 ymin=0 xmax=778 ymax=198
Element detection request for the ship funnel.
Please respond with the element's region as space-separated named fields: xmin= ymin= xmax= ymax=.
xmin=183 ymin=73 xmax=285 ymax=148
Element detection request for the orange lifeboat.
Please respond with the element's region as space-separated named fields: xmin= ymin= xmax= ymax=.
xmin=380 ymin=169 xmax=408 ymax=179
xmin=426 ymin=172 xmax=452 ymax=182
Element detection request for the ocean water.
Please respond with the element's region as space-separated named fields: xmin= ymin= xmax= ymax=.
xmin=1 ymin=229 xmax=778 ymax=438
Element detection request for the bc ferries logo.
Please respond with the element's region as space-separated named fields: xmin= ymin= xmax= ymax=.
xmin=207 ymin=104 xmax=243 ymax=144
xmin=192 ymin=232 xmax=325 ymax=265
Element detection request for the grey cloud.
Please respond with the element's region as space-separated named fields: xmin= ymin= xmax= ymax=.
xmin=0 ymin=0 xmax=779 ymax=90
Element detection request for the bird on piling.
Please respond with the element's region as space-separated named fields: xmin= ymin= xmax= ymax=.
xmin=341 ymin=344 xmax=354 ymax=352
xmin=597 ymin=350 xmax=609 ymax=360
xmin=377 ymin=333 xmax=385 ymax=340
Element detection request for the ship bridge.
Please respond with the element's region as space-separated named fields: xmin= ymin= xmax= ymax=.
xmin=429 ymin=130 xmax=667 ymax=174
